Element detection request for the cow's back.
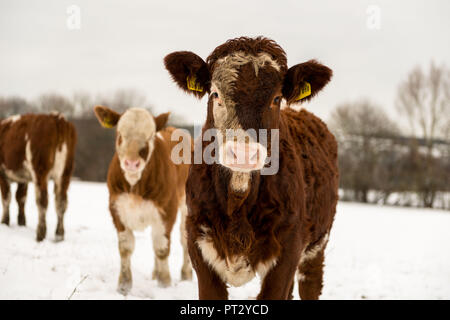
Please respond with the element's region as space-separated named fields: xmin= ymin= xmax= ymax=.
xmin=281 ymin=108 xmax=339 ymax=238
xmin=0 ymin=116 xmax=29 ymax=171
xmin=0 ymin=113 xmax=76 ymax=179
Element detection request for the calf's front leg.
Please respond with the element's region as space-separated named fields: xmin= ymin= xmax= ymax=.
xmin=117 ymin=228 xmax=135 ymax=295
xmin=257 ymin=234 xmax=302 ymax=300
xmin=179 ymin=201 xmax=192 ymax=280
xmin=188 ymin=237 xmax=228 ymax=300
xmin=151 ymin=214 xmax=172 ymax=287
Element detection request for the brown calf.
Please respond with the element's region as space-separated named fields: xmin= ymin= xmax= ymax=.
xmin=94 ymin=106 xmax=192 ymax=295
xmin=165 ymin=37 xmax=338 ymax=299
xmin=0 ymin=113 xmax=77 ymax=242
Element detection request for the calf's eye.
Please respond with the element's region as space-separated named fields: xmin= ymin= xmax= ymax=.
xmin=139 ymin=145 xmax=149 ymax=159
xmin=273 ymin=96 xmax=282 ymax=104
xmin=211 ymin=92 xmax=219 ymax=99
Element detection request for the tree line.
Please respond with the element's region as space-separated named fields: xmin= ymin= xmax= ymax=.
xmin=1 ymin=63 xmax=449 ymax=209
xmin=329 ymin=62 xmax=450 ymax=209
xmin=0 ymin=89 xmax=193 ymax=182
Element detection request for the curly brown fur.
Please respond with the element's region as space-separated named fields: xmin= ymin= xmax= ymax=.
xmin=165 ymin=36 xmax=338 ymax=300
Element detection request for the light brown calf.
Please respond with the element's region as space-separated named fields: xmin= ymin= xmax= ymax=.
xmin=94 ymin=106 xmax=192 ymax=295
xmin=0 ymin=113 xmax=77 ymax=242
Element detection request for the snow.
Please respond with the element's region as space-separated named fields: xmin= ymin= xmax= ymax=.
xmin=1 ymin=181 xmax=449 ymax=300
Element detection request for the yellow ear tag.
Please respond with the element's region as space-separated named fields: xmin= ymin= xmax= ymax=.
xmin=295 ymin=81 xmax=311 ymax=101
xmin=102 ymin=117 xmax=114 ymax=128
xmin=186 ymin=75 xmax=203 ymax=92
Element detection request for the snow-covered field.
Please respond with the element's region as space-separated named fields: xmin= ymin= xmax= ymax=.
xmin=0 ymin=181 xmax=449 ymax=300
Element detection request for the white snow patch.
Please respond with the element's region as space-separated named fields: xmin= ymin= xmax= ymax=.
xmin=0 ymin=182 xmax=449 ymax=299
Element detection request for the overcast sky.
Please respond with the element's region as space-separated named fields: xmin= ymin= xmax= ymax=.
xmin=1 ymin=0 xmax=449 ymax=125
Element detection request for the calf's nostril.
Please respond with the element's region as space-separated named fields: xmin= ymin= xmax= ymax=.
xmin=124 ymin=159 xmax=140 ymax=170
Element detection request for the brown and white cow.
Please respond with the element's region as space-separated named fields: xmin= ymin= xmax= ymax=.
xmin=164 ymin=37 xmax=339 ymax=299
xmin=0 ymin=113 xmax=77 ymax=242
xmin=93 ymin=106 xmax=192 ymax=295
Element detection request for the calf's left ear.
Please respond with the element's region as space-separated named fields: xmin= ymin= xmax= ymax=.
xmin=282 ymin=60 xmax=332 ymax=105
xmin=164 ymin=51 xmax=210 ymax=99
xmin=154 ymin=112 xmax=170 ymax=131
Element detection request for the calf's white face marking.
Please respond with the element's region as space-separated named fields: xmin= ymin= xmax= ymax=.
xmin=210 ymin=52 xmax=278 ymax=188
xmin=212 ymin=51 xmax=280 ymax=110
xmin=116 ymin=108 xmax=156 ymax=186
xmin=210 ymin=51 xmax=279 ymax=130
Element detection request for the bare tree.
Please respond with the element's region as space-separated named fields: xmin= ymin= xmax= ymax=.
xmin=331 ymin=99 xmax=400 ymax=139
xmin=37 ymin=93 xmax=75 ymax=117
xmin=72 ymin=91 xmax=94 ymax=119
xmin=96 ymin=89 xmax=151 ymax=113
xmin=0 ymin=96 xmax=37 ymax=117
xmin=396 ymin=62 xmax=450 ymax=207
xmin=329 ymin=99 xmax=399 ymax=203
xmin=396 ymin=62 xmax=450 ymax=148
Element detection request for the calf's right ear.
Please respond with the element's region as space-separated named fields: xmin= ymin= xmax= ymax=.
xmin=164 ymin=51 xmax=210 ymax=99
xmin=93 ymin=106 xmax=121 ymax=128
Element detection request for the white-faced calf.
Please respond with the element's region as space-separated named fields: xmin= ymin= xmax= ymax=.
xmin=94 ymin=106 xmax=192 ymax=295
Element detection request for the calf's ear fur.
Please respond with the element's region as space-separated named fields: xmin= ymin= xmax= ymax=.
xmin=282 ymin=60 xmax=332 ymax=105
xmin=154 ymin=112 xmax=170 ymax=131
xmin=164 ymin=51 xmax=210 ymax=98
xmin=93 ymin=106 xmax=121 ymax=128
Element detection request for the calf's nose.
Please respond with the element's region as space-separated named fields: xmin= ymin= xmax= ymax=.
xmin=227 ymin=142 xmax=260 ymax=165
xmin=124 ymin=159 xmax=141 ymax=171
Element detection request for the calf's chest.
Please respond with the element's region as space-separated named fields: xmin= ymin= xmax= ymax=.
xmin=113 ymin=193 xmax=163 ymax=231
xmin=196 ymin=227 xmax=278 ymax=287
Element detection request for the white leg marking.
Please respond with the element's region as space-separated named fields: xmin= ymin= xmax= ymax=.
xmin=151 ymin=211 xmax=171 ymax=286
xmin=299 ymin=233 xmax=329 ymax=265
xmin=153 ymin=255 xmax=171 ymax=287
xmin=151 ymin=215 xmax=169 ymax=255
xmin=117 ymin=229 xmax=135 ymax=295
xmin=118 ymin=229 xmax=135 ymax=254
